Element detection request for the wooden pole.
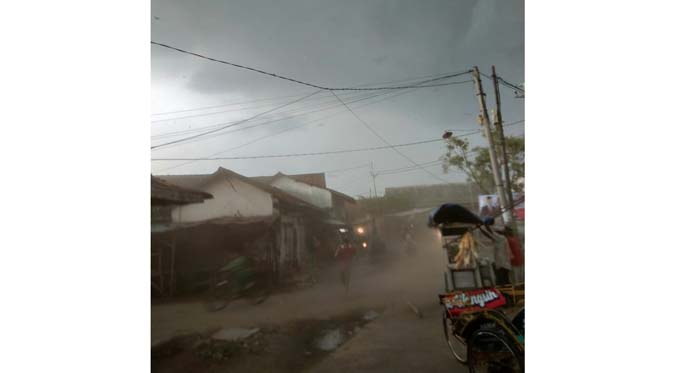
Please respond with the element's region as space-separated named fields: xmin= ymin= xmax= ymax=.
xmin=491 ymin=65 xmax=518 ymax=232
xmin=472 ymin=66 xmax=512 ymax=224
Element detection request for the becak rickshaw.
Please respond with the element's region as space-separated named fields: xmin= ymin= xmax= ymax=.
xmin=429 ymin=203 xmax=524 ymax=372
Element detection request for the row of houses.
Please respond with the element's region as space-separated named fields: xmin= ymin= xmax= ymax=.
xmin=150 ymin=167 xmax=358 ymax=297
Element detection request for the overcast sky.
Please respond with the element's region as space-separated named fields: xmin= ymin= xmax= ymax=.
xmin=151 ymin=0 xmax=524 ymax=197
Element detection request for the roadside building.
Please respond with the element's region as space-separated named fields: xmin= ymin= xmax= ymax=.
xmin=151 ymin=175 xmax=212 ymax=297
xmin=157 ymin=168 xmax=322 ymax=293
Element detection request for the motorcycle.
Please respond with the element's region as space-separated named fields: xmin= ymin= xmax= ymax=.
xmin=205 ymin=255 xmax=269 ymax=312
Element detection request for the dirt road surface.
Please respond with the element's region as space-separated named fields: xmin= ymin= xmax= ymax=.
xmin=152 ymin=234 xmax=465 ymax=371
xmin=152 ymin=235 xmax=446 ymax=342
xmin=307 ymin=302 xmax=462 ymax=372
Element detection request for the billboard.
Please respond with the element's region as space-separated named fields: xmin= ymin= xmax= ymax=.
xmin=478 ymin=194 xmax=500 ymax=219
xmin=478 ymin=193 xmax=524 ymax=221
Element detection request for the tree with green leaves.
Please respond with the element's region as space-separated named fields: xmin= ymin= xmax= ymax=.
xmin=441 ymin=131 xmax=524 ymax=195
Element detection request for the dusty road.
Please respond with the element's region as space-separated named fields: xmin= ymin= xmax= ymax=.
xmin=152 ymin=236 xmax=447 ymax=343
xmin=152 ymin=234 xmax=465 ymax=371
xmin=308 ymin=301 xmax=462 ymax=372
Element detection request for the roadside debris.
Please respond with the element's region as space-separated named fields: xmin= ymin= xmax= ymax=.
xmin=405 ymin=300 xmax=424 ymax=319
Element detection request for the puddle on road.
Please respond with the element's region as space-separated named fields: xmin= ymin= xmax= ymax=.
xmin=314 ymin=328 xmax=344 ymax=351
xmin=152 ymin=308 xmax=382 ymax=373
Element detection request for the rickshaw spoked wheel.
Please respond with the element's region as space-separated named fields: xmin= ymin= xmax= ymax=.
xmin=466 ymin=325 xmax=524 ymax=373
xmin=442 ymin=310 xmax=468 ymax=364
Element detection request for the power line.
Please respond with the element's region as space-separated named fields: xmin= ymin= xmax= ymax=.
xmin=150 ymin=90 xmax=322 ymax=150
xmin=376 ymin=160 xmax=442 ymax=175
xmin=152 ymin=80 xmax=473 ymax=125
xmin=152 ymin=79 xmax=474 ymax=141
xmin=153 ymin=97 xmax=520 ymax=174
xmin=151 ymin=90 xmax=377 ymax=139
xmin=152 ymin=77 xmax=475 ymax=149
xmin=151 ymin=137 xmax=448 ymax=161
xmin=191 ymin=81 xmax=474 ymax=139
xmin=151 ymin=90 xmax=391 ymax=149
xmin=374 ymin=122 xmax=525 ymax=176
xmin=151 ymin=121 xmax=524 ymax=164
xmin=152 ymin=92 xmax=314 ymax=116
xmin=480 ymin=72 xmax=524 ymax=93
xmin=153 ymin=86 xmax=446 ymax=173
xmin=330 ymin=91 xmax=453 ymax=185
xmin=324 ymin=163 xmax=372 ymax=174
xmin=151 ymin=92 xmax=378 ymax=140
xmin=498 ymin=77 xmax=524 ymax=93
xmin=152 ymin=68 xmax=474 ymax=117
xmin=152 ymin=41 xmax=472 ymax=91
xmin=151 ymin=90 xmax=364 ymax=124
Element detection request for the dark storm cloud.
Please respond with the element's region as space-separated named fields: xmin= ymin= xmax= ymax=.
xmin=151 ymin=0 xmax=524 ymax=196
xmin=152 ymin=0 xmax=523 ymax=94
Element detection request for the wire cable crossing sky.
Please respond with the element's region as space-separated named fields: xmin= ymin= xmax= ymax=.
xmin=152 ymin=41 xmax=472 ymax=91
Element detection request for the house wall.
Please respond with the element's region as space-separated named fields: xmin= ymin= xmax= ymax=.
xmin=280 ymin=214 xmax=306 ymax=265
xmin=270 ymin=176 xmax=332 ymax=209
xmin=171 ymin=176 xmax=273 ymax=224
xmin=272 ymin=213 xmax=307 ymax=279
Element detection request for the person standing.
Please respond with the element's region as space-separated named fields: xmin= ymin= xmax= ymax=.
xmin=491 ymin=226 xmax=513 ymax=285
xmin=334 ymin=236 xmax=356 ymax=292
xmin=504 ymin=226 xmax=524 ymax=284
xmin=473 ymin=220 xmax=496 ymax=265
xmin=474 ymin=218 xmax=498 ymax=286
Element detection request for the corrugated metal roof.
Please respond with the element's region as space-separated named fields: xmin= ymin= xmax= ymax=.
xmin=251 ymin=172 xmax=354 ymax=204
xmin=158 ymin=168 xmax=321 ymax=212
xmin=151 ymin=175 xmax=213 ymax=204
xmin=250 ymin=172 xmax=326 ymax=188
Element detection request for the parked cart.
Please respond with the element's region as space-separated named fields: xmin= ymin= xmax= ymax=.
xmin=429 ymin=204 xmax=524 ymax=372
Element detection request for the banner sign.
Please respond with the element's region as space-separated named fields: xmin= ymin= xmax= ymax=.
xmin=440 ymin=288 xmax=507 ymax=317
xmin=478 ymin=193 xmax=524 ymax=221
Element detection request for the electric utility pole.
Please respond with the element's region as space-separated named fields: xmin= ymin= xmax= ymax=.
xmin=491 ymin=65 xmax=517 ymax=230
xmin=472 ymin=66 xmax=512 ymax=224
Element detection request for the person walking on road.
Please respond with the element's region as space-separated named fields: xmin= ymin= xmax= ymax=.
xmin=334 ymin=236 xmax=356 ymax=292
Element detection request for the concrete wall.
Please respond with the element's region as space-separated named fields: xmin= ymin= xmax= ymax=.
xmin=270 ymin=176 xmax=332 ymax=209
xmin=171 ymin=175 xmax=273 ymax=224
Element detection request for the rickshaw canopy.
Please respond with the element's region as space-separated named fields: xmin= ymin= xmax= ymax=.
xmin=428 ymin=203 xmax=483 ymax=227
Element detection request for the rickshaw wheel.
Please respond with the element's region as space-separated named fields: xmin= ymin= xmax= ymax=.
xmin=467 ymin=325 xmax=524 ymax=373
xmin=442 ymin=310 xmax=468 ymax=364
